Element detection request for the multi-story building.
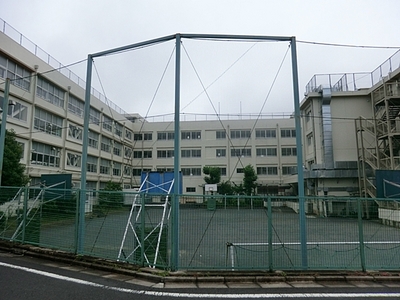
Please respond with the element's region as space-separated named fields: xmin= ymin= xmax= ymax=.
xmin=0 ymin=19 xmax=298 ymax=195
xmin=297 ymin=49 xmax=400 ymax=219
xmin=2 ymin=17 xmax=400 ymax=207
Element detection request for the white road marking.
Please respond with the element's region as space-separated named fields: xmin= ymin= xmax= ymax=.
xmin=1 ymin=261 xmax=400 ymax=298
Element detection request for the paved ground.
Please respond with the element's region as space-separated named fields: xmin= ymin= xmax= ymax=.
xmin=5 ymin=205 xmax=400 ymax=271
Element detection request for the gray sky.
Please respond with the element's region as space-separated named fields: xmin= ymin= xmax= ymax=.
xmin=2 ymin=1 xmax=399 ymax=119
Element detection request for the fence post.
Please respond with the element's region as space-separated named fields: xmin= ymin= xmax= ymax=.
xmin=267 ymin=196 xmax=273 ymax=271
xmin=74 ymin=190 xmax=80 ymax=253
xmin=21 ymin=186 xmax=29 ymax=243
xmin=357 ymin=197 xmax=366 ymax=271
xmin=140 ymin=193 xmax=145 ymax=266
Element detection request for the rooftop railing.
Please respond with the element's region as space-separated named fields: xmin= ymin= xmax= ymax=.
xmin=0 ymin=18 xmax=128 ymax=116
xmin=305 ymin=49 xmax=400 ymax=94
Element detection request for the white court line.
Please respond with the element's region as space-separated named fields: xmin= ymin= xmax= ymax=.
xmin=1 ymin=261 xmax=400 ymax=298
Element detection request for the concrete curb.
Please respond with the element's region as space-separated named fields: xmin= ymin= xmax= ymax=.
xmin=1 ymin=241 xmax=400 ymax=285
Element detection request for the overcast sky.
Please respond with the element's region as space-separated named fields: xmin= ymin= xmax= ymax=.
xmin=2 ymin=1 xmax=399 ymax=119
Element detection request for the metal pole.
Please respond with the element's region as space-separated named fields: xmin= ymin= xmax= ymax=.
xmin=77 ymin=55 xmax=93 ymax=254
xmin=0 ymin=78 xmax=10 ymax=186
xmin=290 ymin=37 xmax=308 ymax=269
xmin=267 ymin=196 xmax=273 ymax=271
xmin=171 ymin=34 xmax=181 ymax=271
xmin=357 ymin=197 xmax=366 ymax=271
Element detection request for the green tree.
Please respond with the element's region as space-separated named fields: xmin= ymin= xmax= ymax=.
xmin=218 ymin=181 xmax=234 ymax=195
xmin=98 ymin=181 xmax=123 ymax=209
xmin=243 ymin=164 xmax=257 ymax=196
xmin=203 ymin=166 xmax=221 ymax=184
xmin=1 ymin=129 xmax=28 ymax=187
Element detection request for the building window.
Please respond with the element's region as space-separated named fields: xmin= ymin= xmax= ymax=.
xmin=143 ymin=150 xmax=152 ymax=158
xmin=157 ymin=132 xmax=174 ymax=140
xmin=231 ymin=130 xmax=251 ymax=139
xmin=34 ymin=107 xmax=63 ymax=137
xmin=181 ymin=149 xmax=201 ymax=158
xmin=101 ymin=136 xmax=112 ymax=153
xmin=89 ymin=108 xmax=100 ymax=125
xmin=216 ymin=149 xmax=226 ymax=157
xmin=157 ymin=150 xmax=174 ymax=158
xmin=113 ymin=141 xmax=122 ymax=156
xmin=125 ymin=129 xmax=132 ymax=140
xmin=88 ymin=130 xmax=99 ymax=149
xmin=66 ymin=153 xmax=81 ymax=167
xmin=181 ymin=168 xmax=201 ymax=176
xmin=102 ymin=115 xmax=113 ymax=132
xmin=0 ymin=54 xmax=31 ymax=91
xmin=113 ymin=162 xmax=122 ymax=176
xmin=306 ymin=110 xmax=311 ymax=122
xmin=133 ymin=151 xmax=142 ymax=159
xmin=282 ymin=166 xmax=297 ymax=175
xmin=281 ymin=129 xmax=296 ymax=138
xmin=231 ymin=148 xmax=251 ymax=157
xmin=31 ymin=142 xmax=60 ymax=167
xmin=68 ymin=123 xmax=83 ymax=141
xmin=114 ymin=122 xmax=123 ymax=137
xmin=124 ymin=166 xmax=131 ymax=176
xmin=100 ymin=159 xmax=110 ymax=174
xmin=256 ymin=148 xmax=277 ymax=157
xmin=0 ymin=98 xmax=28 ymax=122
xmin=281 ymin=147 xmax=297 ymax=156
xmin=220 ymin=167 xmax=227 ymax=176
xmin=144 ymin=133 xmax=152 ymax=140
xmin=181 ymin=131 xmax=201 ymax=140
xmin=157 ymin=167 xmax=174 ymax=172
xmin=237 ymin=168 xmax=244 ymax=174
xmin=307 ymin=133 xmax=313 ymax=146
xmin=257 ymin=166 xmax=278 ymax=175
xmin=255 ymin=129 xmax=276 ymax=138
xmin=87 ymin=156 xmax=98 ymax=173
xmin=216 ymin=130 xmax=226 ymax=139
xmin=124 ymin=147 xmax=132 ymax=159
xmin=68 ymin=94 xmax=84 ymax=118
xmin=134 ymin=133 xmax=153 ymax=141
xmin=256 ymin=148 xmax=266 ymax=157
xmin=37 ymin=76 xmax=65 ymax=108
xmin=132 ymin=168 xmax=152 ymax=176
xmin=186 ymin=187 xmax=196 ymax=193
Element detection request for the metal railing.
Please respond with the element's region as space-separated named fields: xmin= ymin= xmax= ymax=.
xmin=0 ymin=18 xmax=128 ymax=116
xmin=305 ymin=50 xmax=400 ymax=94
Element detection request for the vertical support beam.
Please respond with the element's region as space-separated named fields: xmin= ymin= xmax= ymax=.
xmin=267 ymin=196 xmax=273 ymax=271
xmin=290 ymin=37 xmax=308 ymax=269
xmin=357 ymin=197 xmax=366 ymax=271
xmin=77 ymin=55 xmax=93 ymax=254
xmin=171 ymin=34 xmax=181 ymax=271
xmin=140 ymin=193 xmax=145 ymax=266
xmin=22 ymin=186 xmax=29 ymax=243
xmin=0 ymin=78 xmax=11 ymax=186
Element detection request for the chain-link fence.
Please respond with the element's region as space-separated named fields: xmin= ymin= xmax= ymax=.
xmin=1 ymin=186 xmax=400 ymax=271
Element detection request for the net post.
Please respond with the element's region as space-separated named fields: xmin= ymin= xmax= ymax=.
xmin=357 ymin=197 xmax=366 ymax=271
xmin=267 ymin=196 xmax=273 ymax=271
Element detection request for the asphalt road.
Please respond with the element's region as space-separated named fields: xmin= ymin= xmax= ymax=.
xmin=1 ymin=250 xmax=400 ymax=300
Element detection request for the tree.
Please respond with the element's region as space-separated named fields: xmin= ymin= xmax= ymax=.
xmin=98 ymin=181 xmax=124 ymax=209
xmin=1 ymin=129 xmax=29 ymax=187
xmin=203 ymin=166 xmax=221 ymax=184
xmin=243 ymin=165 xmax=257 ymax=196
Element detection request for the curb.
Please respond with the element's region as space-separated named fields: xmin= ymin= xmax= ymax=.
xmin=1 ymin=241 xmax=400 ymax=285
